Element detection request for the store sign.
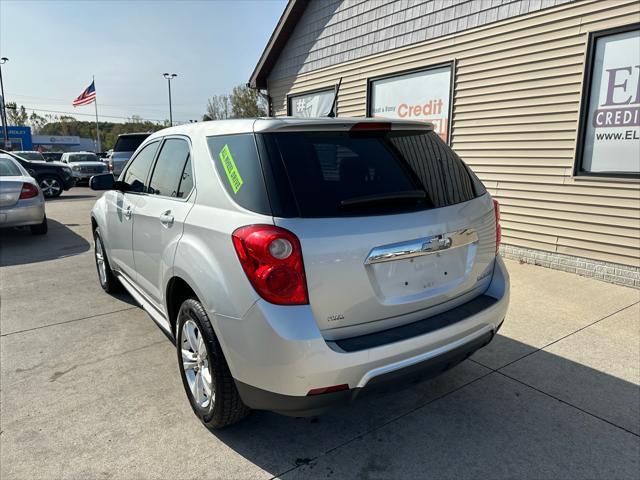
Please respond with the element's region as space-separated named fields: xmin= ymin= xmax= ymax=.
xmin=580 ymin=27 xmax=640 ymax=174
xmin=6 ymin=126 xmax=33 ymax=150
xmin=369 ymin=65 xmax=452 ymax=143
xmin=288 ymin=89 xmax=335 ymax=117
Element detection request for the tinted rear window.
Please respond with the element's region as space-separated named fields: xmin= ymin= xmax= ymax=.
xmin=261 ymin=130 xmax=485 ymax=217
xmin=17 ymin=152 xmax=45 ymax=161
xmin=0 ymin=157 xmax=22 ymax=176
xmin=114 ymin=134 xmax=150 ymax=152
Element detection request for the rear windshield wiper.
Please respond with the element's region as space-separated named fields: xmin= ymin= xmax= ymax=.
xmin=340 ymin=190 xmax=427 ymax=208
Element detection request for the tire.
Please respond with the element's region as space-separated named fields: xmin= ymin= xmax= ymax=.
xmin=93 ymin=228 xmax=122 ymax=293
xmin=38 ymin=176 xmax=64 ymax=198
xmin=176 ymin=298 xmax=250 ymax=429
xmin=30 ymin=216 xmax=48 ymax=235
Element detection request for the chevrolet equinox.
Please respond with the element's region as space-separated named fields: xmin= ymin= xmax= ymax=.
xmin=89 ymin=118 xmax=509 ymax=428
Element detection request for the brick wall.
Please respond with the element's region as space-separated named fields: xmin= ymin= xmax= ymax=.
xmin=500 ymin=245 xmax=640 ymax=288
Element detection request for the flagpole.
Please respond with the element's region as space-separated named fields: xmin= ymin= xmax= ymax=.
xmin=93 ymin=75 xmax=101 ymax=152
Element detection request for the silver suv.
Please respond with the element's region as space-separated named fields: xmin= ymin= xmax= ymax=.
xmin=60 ymin=152 xmax=108 ymax=183
xmin=90 ymin=118 xmax=509 ymax=428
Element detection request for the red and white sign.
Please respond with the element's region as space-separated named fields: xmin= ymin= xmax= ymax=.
xmin=370 ymin=65 xmax=452 ymax=143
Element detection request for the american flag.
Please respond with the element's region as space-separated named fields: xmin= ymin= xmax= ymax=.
xmin=72 ymin=81 xmax=96 ymax=106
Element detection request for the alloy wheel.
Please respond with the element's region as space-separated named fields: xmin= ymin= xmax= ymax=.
xmin=95 ymin=238 xmax=108 ymax=286
xmin=181 ymin=319 xmax=214 ymax=409
xmin=40 ymin=178 xmax=62 ymax=197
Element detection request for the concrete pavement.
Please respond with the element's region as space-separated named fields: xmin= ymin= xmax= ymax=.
xmin=1 ymin=188 xmax=638 ymax=479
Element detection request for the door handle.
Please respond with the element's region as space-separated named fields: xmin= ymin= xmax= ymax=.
xmin=159 ymin=211 xmax=174 ymax=227
xmin=124 ymin=206 xmax=132 ymax=220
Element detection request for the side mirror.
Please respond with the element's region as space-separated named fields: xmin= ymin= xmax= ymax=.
xmin=90 ymin=173 xmax=116 ymax=191
xmin=113 ymin=180 xmax=130 ymax=192
xmin=27 ymin=169 xmax=36 ymax=177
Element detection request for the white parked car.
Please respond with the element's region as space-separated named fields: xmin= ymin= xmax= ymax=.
xmin=89 ymin=118 xmax=509 ymax=428
xmin=60 ymin=152 xmax=108 ymax=183
xmin=0 ymin=154 xmax=47 ymax=234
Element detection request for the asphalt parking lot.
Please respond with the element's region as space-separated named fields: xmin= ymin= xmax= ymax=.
xmin=1 ymin=187 xmax=639 ymax=479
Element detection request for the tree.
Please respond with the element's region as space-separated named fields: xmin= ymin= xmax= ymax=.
xmin=204 ymin=94 xmax=232 ymax=120
xmin=38 ymin=118 xmax=164 ymax=151
xmin=230 ymin=85 xmax=267 ymax=118
xmin=29 ymin=112 xmax=49 ymax=134
xmin=203 ymin=84 xmax=267 ymax=121
xmin=6 ymin=102 xmax=28 ymax=126
xmin=128 ymin=114 xmax=144 ymax=124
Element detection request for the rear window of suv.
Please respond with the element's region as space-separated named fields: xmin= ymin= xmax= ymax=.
xmin=114 ymin=134 xmax=150 ymax=152
xmin=260 ymin=129 xmax=486 ymax=217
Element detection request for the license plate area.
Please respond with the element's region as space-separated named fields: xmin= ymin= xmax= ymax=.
xmin=367 ymin=245 xmax=473 ymax=301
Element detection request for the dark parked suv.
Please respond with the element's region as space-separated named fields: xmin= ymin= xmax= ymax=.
xmin=1 ymin=150 xmax=76 ymax=198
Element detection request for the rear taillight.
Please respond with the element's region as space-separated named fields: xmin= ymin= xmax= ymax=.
xmin=19 ymin=183 xmax=39 ymax=199
xmin=493 ymin=199 xmax=501 ymax=253
xmin=232 ymin=225 xmax=309 ymax=305
xmin=349 ymin=121 xmax=391 ymax=132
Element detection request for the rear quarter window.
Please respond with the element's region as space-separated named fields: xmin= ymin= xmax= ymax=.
xmin=206 ymin=134 xmax=271 ymax=215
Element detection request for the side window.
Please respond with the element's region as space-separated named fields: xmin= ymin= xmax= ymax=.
xmin=123 ymin=141 xmax=159 ymax=193
xmin=177 ymin=156 xmax=194 ymax=198
xmin=207 ymin=134 xmax=271 ymax=214
xmin=148 ymin=138 xmax=191 ymax=198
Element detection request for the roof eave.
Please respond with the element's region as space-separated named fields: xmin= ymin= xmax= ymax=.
xmin=249 ymin=0 xmax=309 ymax=90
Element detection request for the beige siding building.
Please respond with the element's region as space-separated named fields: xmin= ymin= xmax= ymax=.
xmin=250 ymin=0 xmax=640 ymax=286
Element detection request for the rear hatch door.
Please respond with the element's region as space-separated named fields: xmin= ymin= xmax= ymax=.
xmin=262 ymin=126 xmax=496 ymax=338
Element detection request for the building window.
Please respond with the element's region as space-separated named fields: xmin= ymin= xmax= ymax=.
xmin=575 ymin=24 xmax=640 ymax=177
xmin=287 ymin=88 xmax=336 ymax=117
xmin=367 ymin=62 xmax=454 ymax=144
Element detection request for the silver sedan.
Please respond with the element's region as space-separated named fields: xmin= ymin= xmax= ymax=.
xmin=0 ymin=154 xmax=47 ymax=235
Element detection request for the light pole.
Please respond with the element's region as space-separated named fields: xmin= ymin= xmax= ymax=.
xmin=0 ymin=57 xmax=9 ymax=149
xmin=163 ymin=73 xmax=177 ymax=126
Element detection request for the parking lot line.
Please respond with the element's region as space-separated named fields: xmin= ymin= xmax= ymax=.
xmin=0 ymin=306 xmax=137 ymax=337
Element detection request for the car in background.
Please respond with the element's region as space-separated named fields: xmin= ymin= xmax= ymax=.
xmin=42 ymin=152 xmax=63 ymax=162
xmin=0 ymin=149 xmax=75 ymax=198
xmin=13 ymin=151 xmax=46 ymax=162
xmin=110 ymin=133 xmax=151 ymax=176
xmin=96 ymin=151 xmax=113 ymax=172
xmin=60 ymin=151 xmax=109 ymax=184
xmin=0 ymin=153 xmax=47 ymax=234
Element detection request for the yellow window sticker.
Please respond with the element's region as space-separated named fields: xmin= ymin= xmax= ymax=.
xmin=218 ymin=144 xmax=244 ymax=194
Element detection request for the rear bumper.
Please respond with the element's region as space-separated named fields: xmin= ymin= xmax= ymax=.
xmin=216 ymin=256 xmax=509 ymax=414
xmin=235 ymin=327 xmax=498 ymax=417
xmin=0 ymin=198 xmax=45 ymax=228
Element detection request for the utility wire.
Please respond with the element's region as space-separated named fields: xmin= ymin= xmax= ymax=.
xmin=17 ymin=106 xmax=165 ymax=122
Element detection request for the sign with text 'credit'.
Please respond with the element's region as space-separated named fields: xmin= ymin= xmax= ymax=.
xmin=581 ymin=28 xmax=640 ymax=174
xmin=370 ymin=65 xmax=452 ymax=143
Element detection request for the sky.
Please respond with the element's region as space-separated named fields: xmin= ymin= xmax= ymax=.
xmin=0 ymin=0 xmax=287 ymax=124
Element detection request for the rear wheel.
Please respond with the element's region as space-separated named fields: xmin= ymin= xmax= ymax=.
xmin=176 ymin=298 xmax=250 ymax=429
xmin=30 ymin=216 xmax=48 ymax=235
xmin=38 ymin=176 xmax=63 ymax=198
xmin=93 ymin=228 xmax=122 ymax=293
